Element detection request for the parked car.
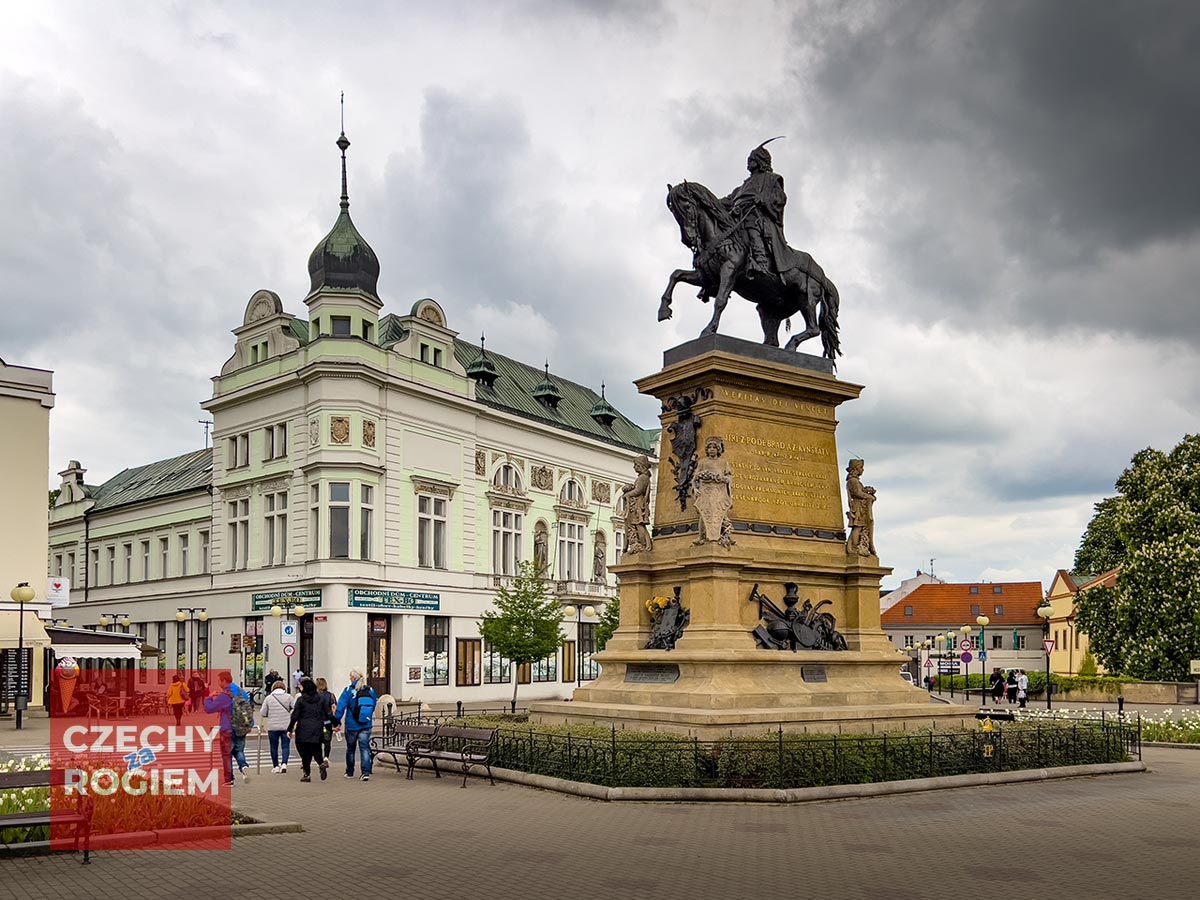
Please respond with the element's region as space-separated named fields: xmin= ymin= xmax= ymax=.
xmin=900 ymin=670 xmax=915 ymax=685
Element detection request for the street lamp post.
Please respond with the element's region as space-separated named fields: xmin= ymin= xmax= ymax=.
xmin=947 ymin=630 xmax=957 ymax=698
xmin=933 ymin=634 xmax=945 ymax=694
xmin=977 ymin=615 xmax=990 ymax=706
xmin=562 ymin=603 xmax=597 ymax=686
xmin=175 ymin=608 xmax=208 ymax=675
xmin=1037 ymin=603 xmax=1053 ymax=709
xmin=98 ymin=612 xmax=132 ymax=632
xmin=10 ymin=583 xmax=36 ymax=730
xmin=270 ymin=600 xmax=307 ymax=689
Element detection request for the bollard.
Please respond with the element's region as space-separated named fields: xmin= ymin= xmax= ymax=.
xmin=511 ymin=699 xmax=516 ymax=714
xmin=1118 ymin=695 xmax=1125 ymax=716
xmin=456 ymin=700 xmax=463 ymax=719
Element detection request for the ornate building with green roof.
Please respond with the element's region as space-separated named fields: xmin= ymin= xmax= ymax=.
xmin=48 ymin=129 xmax=656 ymax=705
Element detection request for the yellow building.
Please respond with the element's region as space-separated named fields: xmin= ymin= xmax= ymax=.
xmin=1044 ymin=568 xmax=1117 ymax=675
xmin=0 ymin=356 xmax=55 ymax=715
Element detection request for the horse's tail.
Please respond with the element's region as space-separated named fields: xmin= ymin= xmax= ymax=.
xmin=818 ymin=278 xmax=841 ymax=367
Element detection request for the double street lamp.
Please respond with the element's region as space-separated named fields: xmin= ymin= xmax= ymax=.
xmin=10 ymin=583 xmax=36 ymax=730
xmin=98 ymin=612 xmax=131 ymax=631
xmin=563 ymin=603 xmax=596 ymax=686
xmin=175 ymin=608 xmax=208 ymax=673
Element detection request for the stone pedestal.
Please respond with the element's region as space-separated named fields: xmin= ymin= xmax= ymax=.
xmin=531 ymin=336 xmax=971 ymax=737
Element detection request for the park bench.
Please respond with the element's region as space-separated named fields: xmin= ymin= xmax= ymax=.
xmin=0 ymin=770 xmax=93 ymax=864
xmin=368 ymin=721 xmax=439 ymax=772
xmin=405 ymin=725 xmax=498 ymax=788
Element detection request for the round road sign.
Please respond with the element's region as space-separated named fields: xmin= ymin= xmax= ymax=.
xmin=283 ymin=644 xmax=296 ymax=658
xmin=959 ymin=639 xmax=973 ymax=651
xmin=960 ymin=651 xmax=973 ymax=663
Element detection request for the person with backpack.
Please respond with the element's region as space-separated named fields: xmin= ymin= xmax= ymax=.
xmin=203 ymin=672 xmax=240 ymax=786
xmin=228 ymin=680 xmax=255 ymax=783
xmin=167 ymin=674 xmax=189 ymax=726
xmin=260 ymin=679 xmax=295 ymax=773
xmin=335 ymin=668 xmax=377 ymax=781
xmin=288 ymin=677 xmax=333 ymax=782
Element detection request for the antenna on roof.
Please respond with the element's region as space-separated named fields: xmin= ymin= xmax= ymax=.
xmin=199 ymin=420 xmax=214 ymax=449
xmin=929 ymin=558 xmax=935 ymax=577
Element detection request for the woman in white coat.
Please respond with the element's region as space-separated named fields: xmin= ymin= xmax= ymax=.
xmin=260 ymin=680 xmax=295 ymax=772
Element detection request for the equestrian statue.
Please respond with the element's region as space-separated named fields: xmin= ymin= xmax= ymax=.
xmin=658 ymin=139 xmax=841 ymax=363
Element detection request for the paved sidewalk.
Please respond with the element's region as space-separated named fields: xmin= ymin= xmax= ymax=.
xmin=2 ymin=740 xmax=1197 ymax=899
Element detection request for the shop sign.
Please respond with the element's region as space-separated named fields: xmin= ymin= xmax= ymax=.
xmin=250 ymin=589 xmax=323 ymax=611
xmin=348 ymin=589 xmax=440 ymax=611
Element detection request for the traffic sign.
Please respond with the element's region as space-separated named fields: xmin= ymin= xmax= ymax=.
xmin=283 ymin=644 xmax=296 ymax=658
xmin=1190 ymin=660 xmax=1200 ymax=676
xmin=959 ymin=639 xmax=973 ymax=652
xmin=1043 ymin=639 xmax=1056 ymax=655
xmin=961 ymin=651 xmax=973 ymax=664
xmin=280 ymin=621 xmax=298 ymax=645
xmin=924 ymin=659 xmax=934 ymax=669
xmin=980 ymin=651 xmax=988 ymax=661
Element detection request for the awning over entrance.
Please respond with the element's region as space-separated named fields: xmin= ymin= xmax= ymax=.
xmin=51 ymin=642 xmax=142 ymax=661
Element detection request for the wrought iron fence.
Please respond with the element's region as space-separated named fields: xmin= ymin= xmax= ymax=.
xmin=375 ymin=715 xmax=1139 ymax=790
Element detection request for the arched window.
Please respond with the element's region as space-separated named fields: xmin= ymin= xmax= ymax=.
xmin=560 ymin=479 xmax=583 ymax=503
xmin=493 ymin=464 xmax=523 ymax=492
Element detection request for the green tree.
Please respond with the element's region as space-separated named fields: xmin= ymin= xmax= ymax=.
xmin=1078 ymin=647 xmax=1098 ymax=677
xmin=1075 ymin=434 xmax=1200 ymax=680
xmin=48 ymin=488 xmax=60 ymax=509
xmin=479 ymin=560 xmax=563 ymax=709
xmin=594 ymin=598 xmax=621 ymax=652
xmin=1074 ymin=496 xmax=1125 ymax=574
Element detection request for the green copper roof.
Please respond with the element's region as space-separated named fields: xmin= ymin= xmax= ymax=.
xmin=453 ymin=340 xmax=653 ymax=453
xmin=306 ymin=131 xmax=380 ymax=298
xmin=89 ymin=449 xmax=213 ymax=512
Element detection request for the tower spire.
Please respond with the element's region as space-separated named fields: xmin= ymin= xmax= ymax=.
xmin=337 ymin=91 xmax=350 ymax=211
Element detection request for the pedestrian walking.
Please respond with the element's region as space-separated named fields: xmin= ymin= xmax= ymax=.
xmin=1017 ymin=669 xmax=1029 ymax=708
xmin=188 ymin=670 xmax=208 ymax=714
xmin=1006 ymin=670 xmax=1018 ymax=704
xmin=167 ymin=674 xmax=189 ymax=726
xmin=336 ymin=668 xmax=377 ymax=781
xmin=264 ymin=669 xmax=281 ymax=693
xmin=989 ymin=668 xmax=1006 ymax=703
xmin=288 ymin=677 xmax=333 ymax=782
xmin=228 ymin=679 xmax=254 ymax=783
xmin=260 ymin=679 xmax=295 ymax=773
xmin=292 ymin=668 xmax=305 ymax=692
xmin=315 ymin=677 xmax=338 ymax=764
xmin=202 ymin=672 xmax=237 ymax=786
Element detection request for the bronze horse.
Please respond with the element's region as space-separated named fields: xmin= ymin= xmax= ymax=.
xmin=658 ymin=181 xmax=841 ymax=363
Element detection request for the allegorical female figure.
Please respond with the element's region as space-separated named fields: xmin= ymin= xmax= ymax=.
xmin=692 ymin=436 xmax=734 ymax=547
xmin=620 ymin=455 xmax=654 ymax=554
xmin=845 ymin=458 xmax=877 ymax=557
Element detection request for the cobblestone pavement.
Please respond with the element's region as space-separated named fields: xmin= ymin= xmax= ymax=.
xmin=1 ymin=746 xmax=1197 ymax=900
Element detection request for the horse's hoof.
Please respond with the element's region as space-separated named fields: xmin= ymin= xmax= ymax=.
xmin=657 ymin=306 xmax=672 ymax=322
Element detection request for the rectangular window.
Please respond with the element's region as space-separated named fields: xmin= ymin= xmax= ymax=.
xmin=106 ymin=546 xmax=115 ymax=584
xmin=157 ymin=622 xmax=167 ymax=683
xmin=53 ymin=554 xmax=63 ymax=577
xmin=159 ymin=537 xmax=170 ymax=578
xmin=123 ymin=543 xmax=133 ymax=583
xmin=227 ymin=499 xmax=249 ymax=570
xmin=179 ymin=534 xmax=189 ymax=575
xmin=140 ymin=541 xmax=150 ymax=580
xmin=176 ymin=621 xmax=187 ymax=670
xmin=360 ymin=485 xmax=374 ymax=560
xmin=264 ymin=490 xmax=288 ymax=565
xmin=903 ymin=605 xmax=913 ymax=616
xmin=483 ymin=642 xmax=510 ymax=684
xmin=66 ymin=553 xmax=75 ymax=582
xmin=557 ymin=521 xmax=584 ymax=581
xmin=969 ymin=586 xmax=979 ymax=594
xmin=614 ymin=531 xmax=624 ymax=565
xmin=423 ymin=616 xmax=450 ymax=686
xmin=516 ymin=662 xmax=531 ymax=685
xmin=1074 ymin=629 xmax=1080 ymax=650
xmin=200 ymin=531 xmax=210 ymax=574
xmin=562 ymin=640 xmax=577 ymax=683
xmin=263 ymin=423 xmax=288 ymax=460
xmin=992 ymin=634 xmax=1003 ymax=650
xmin=903 ymin=635 xmax=914 ymax=648
xmin=994 ymin=605 xmax=1004 ymax=615
xmin=420 ymin=343 xmax=430 ymax=363
xmin=197 ymin=619 xmax=209 ymax=672
xmin=433 ymin=347 xmax=443 ymax=367
xmin=970 ymin=635 xmax=980 ymax=650
xmin=418 ymin=495 xmax=447 ymax=569
xmin=329 ymin=482 xmax=350 ymax=559
xmin=228 ymin=432 xmax=250 ymax=469
xmin=1015 ymin=634 xmax=1027 ymax=650
xmin=531 ymin=653 xmax=557 ymax=683
xmin=580 ymin=622 xmax=597 ymax=681
xmin=310 ymin=484 xmax=321 ymax=558
xmin=456 ymin=639 xmax=482 ymax=687
xmin=362 ymin=321 xmax=373 ymax=342
xmin=491 ymin=509 xmax=523 ymax=576
xmin=90 ymin=549 xmax=99 ymax=586
xmin=136 ymin=623 xmax=148 ymax=684
xmin=331 ymin=315 xmax=352 ymax=337
xmin=993 ymin=586 xmax=1003 ymax=594
xmin=970 ymin=604 xmax=980 ymax=616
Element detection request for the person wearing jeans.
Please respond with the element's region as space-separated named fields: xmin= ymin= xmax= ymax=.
xmin=336 ymin=668 xmax=377 ymax=781
xmin=259 ymin=680 xmax=294 ymax=773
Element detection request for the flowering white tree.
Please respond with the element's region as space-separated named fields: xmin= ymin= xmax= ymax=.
xmin=1075 ymin=434 xmax=1200 ymax=680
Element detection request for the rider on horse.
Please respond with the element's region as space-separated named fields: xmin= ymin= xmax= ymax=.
xmin=721 ymin=139 xmax=788 ymax=282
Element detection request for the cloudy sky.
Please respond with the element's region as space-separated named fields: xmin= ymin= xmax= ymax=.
xmin=3 ymin=1 xmax=1197 ymax=590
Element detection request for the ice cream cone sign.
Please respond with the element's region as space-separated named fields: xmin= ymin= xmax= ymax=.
xmin=57 ymin=656 xmax=79 ymax=715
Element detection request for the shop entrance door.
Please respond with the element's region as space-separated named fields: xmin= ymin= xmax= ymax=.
xmin=367 ymin=615 xmax=391 ymax=697
xmin=300 ymin=617 xmax=314 ymax=678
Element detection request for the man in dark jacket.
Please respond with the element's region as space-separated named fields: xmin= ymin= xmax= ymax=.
xmin=288 ymin=677 xmax=333 ymax=782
